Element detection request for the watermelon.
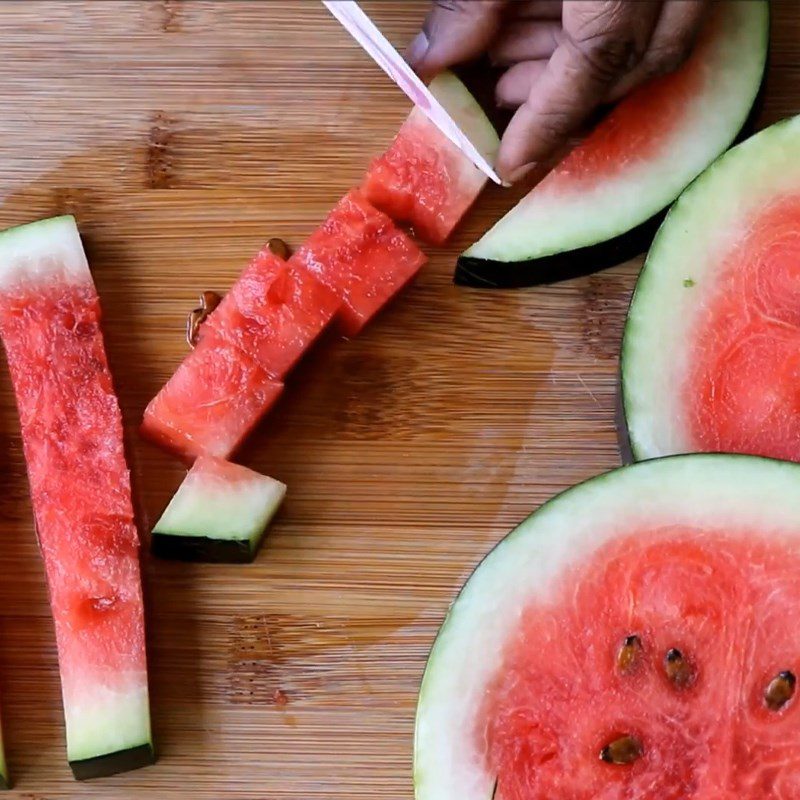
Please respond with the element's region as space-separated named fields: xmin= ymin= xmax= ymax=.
xmin=290 ymin=190 xmax=427 ymax=336
xmin=0 ymin=217 xmax=153 ymax=779
xmin=362 ymin=71 xmax=499 ymax=245
xmin=415 ymin=454 xmax=800 ymax=799
xmin=622 ymin=115 xmax=800 ymax=463
xmin=151 ymin=455 xmax=286 ymax=563
xmin=142 ymin=330 xmax=283 ymax=462
xmin=203 ymin=244 xmax=340 ymax=378
xmin=455 ymin=1 xmax=769 ymax=288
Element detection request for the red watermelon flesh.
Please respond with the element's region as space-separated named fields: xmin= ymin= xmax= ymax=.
xmin=688 ymin=196 xmax=800 ymax=461
xmin=291 ymin=190 xmax=427 ymax=336
xmin=362 ymin=72 xmax=499 ymax=245
xmin=142 ymin=329 xmax=283 ymax=462
xmin=0 ymin=216 xmax=152 ymax=776
xmin=481 ymin=529 xmax=800 ymax=800
xmin=204 ymin=244 xmax=340 ymax=378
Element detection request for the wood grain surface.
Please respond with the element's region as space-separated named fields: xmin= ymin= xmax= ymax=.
xmin=0 ymin=1 xmax=796 ymax=797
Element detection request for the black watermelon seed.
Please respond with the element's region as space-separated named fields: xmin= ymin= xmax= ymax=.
xmin=664 ymin=648 xmax=693 ymax=688
xmin=765 ymin=671 xmax=796 ymax=711
xmin=617 ymin=635 xmax=643 ymax=674
xmin=600 ymin=735 xmax=643 ymax=765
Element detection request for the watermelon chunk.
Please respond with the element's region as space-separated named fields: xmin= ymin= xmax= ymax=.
xmin=416 ymin=454 xmax=800 ymax=799
xmin=152 ymin=455 xmax=286 ymax=563
xmin=456 ymin=1 xmax=769 ymax=287
xmin=0 ymin=216 xmax=153 ymax=779
xmin=362 ymin=71 xmax=499 ymax=245
xmin=622 ymin=115 xmax=800 ymax=463
xmin=291 ymin=190 xmax=427 ymax=335
xmin=142 ymin=330 xmax=283 ymax=462
xmin=204 ymin=244 xmax=340 ymax=378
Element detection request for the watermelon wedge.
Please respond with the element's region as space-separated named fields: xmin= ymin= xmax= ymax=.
xmin=416 ymin=454 xmax=800 ymax=800
xmin=456 ymin=1 xmax=769 ymax=288
xmin=0 ymin=217 xmax=153 ymax=779
xmin=152 ymin=455 xmax=286 ymax=563
xmin=622 ymin=115 xmax=800 ymax=463
xmin=204 ymin=244 xmax=340 ymax=378
xmin=291 ymin=190 xmax=427 ymax=336
xmin=362 ymin=71 xmax=499 ymax=245
xmin=142 ymin=330 xmax=284 ymax=462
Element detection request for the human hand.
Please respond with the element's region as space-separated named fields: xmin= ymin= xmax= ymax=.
xmin=406 ymin=1 xmax=709 ymax=183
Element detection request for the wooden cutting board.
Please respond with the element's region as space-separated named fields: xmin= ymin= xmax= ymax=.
xmin=0 ymin=1 xmax=796 ymax=797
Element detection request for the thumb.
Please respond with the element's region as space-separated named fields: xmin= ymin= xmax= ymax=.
xmin=406 ymin=0 xmax=509 ymax=81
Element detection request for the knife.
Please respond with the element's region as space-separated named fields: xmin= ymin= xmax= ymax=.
xmin=322 ymin=0 xmax=502 ymax=185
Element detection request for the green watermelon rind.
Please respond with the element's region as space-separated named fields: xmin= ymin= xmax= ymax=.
xmin=457 ymin=0 xmax=769 ymax=284
xmin=414 ymin=453 xmax=800 ymax=800
xmin=621 ymin=114 xmax=800 ymax=461
xmin=151 ymin=457 xmax=286 ymax=564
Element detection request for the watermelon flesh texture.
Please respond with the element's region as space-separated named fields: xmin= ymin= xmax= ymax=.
xmin=362 ymin=71 xmax=499 ymax=245
xmin=415 ymin=455 xmax=800 ymax=800
xmin=291 ymin=190 xmax=427 ymax=336
xmin=142 ymin=331 xmax=283 ymax=462
xmin=622 ymin=115 xmax=800 ymax=461
xmin=152 ymin=455 xmax=286 ymax=563
xmin=457 ymin=1 xmax=768 ymax=286
xmin=0 ymin=216 xmax=153 ymax=778
xmin=204 ymin=244 xmax=340 ymax=379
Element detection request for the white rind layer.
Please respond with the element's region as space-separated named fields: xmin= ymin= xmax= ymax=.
xmin=622 ymin=115 xmax=800 ymax=459
xmin=463 ymin=1 xmax=768 ymax=264
xmin=154 ymin=458 xmax=286 ymax=543
xmin=0 ymin=215 xmax=91 ymax=289
xmin=64 ymin=683 xmax=151 ymax=762
xmin=414 ymin=454 xmax=800 ymax=800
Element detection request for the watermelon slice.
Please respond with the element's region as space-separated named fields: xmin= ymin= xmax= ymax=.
xmin=151 ymin=455 xmax=286 ymax=563
xmin=362 ymin=71 xmax=499 ymax=245
xmin=0 ymin=216 xmax=153 ymax=779
xmin=416 ymin=454 xmax=800 ymax=799
xmin=142 ymin=330 xmax=283 ymax=462
xmin=203 ymin=244 xmax=340 ymax=378
xmin=456 ymin=1 xmax=769 ymax=288
xmin=290 ymin=190 xmax=427 ymax=336
xmin=622 ymin=115 xmax=800 ymax=463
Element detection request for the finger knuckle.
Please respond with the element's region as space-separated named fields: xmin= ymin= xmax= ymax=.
xmin=432 ymin=0 xmax=505 ymax=14
xmin=646 ymin=43 xmax=692 ymax=77
xmin=572 ymin=33 xmax=640 ymax=82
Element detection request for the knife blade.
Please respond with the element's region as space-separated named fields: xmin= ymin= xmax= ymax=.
xmin=322 ymin=0 xmax=502 ymax=185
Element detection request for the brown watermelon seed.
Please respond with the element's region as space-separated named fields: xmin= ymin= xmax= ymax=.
xmin=617 ymin=635 xmax=643 ymax=674
xmin=186 ymin=291 xmax=222 ymax=348
xmin=267 ymin=237 xmax=291 ymax=259
xmin=664 ymin=648 xmax=694 ymax=688
xmin=600 ymin=735 xmax=643 ymax=765
xmin=765 ymin=671 xmax=796 ymax=711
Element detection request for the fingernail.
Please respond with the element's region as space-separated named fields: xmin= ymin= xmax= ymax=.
xmin=507 ymin=162 xmax=537 ymax=183
xmin=406 ymin=31 xmax=429 ymax=67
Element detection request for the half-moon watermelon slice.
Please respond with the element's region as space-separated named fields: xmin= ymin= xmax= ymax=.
xmin=0 ymin=216 xmax=153 ymax=779
xmin=362 ymin=71 xmax=499 ymax=245
xmin=622 ymin=115 xmax=800 ymax=462
xmin=415 ymin=454 xmax=800 ymax=800
xmin=456 ymin=1 xmax=769 ymax=288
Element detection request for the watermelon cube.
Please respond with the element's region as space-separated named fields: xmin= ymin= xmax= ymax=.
xmin=204 ymin=244 xmax=340 ymax=378
xmin=0 ymin=216 xmax=153 ymax=780
xmin=291 ymin=190 xmax=427 ymax=336
xmin=142 ymin=330 xmax=283 ymax=462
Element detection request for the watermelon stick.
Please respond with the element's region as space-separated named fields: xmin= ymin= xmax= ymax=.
xmin=0 ymin=217 xmax=154 ymax=780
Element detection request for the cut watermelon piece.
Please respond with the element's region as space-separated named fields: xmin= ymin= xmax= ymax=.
xmin=142 ymin=330 xmax=283 ymax=462
xmin=204 ymin=244 xmax=340 ymax=378
xmin=456 ymin=1 xmax=769 ymax=288
xmin=622 ymin=115 xmax=800 ymax=462
xmin=362 ymin=71 xmax=499 ymax=245
xmin=0 ymin=216 xmax=153 ymax=779
xmin=152 ymin=455 xmax=286 ymax=563
xmin=416 ymin=454 xmax=800 ymax=799
xmin=290 ymin=190 xmax=427 ymax=336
